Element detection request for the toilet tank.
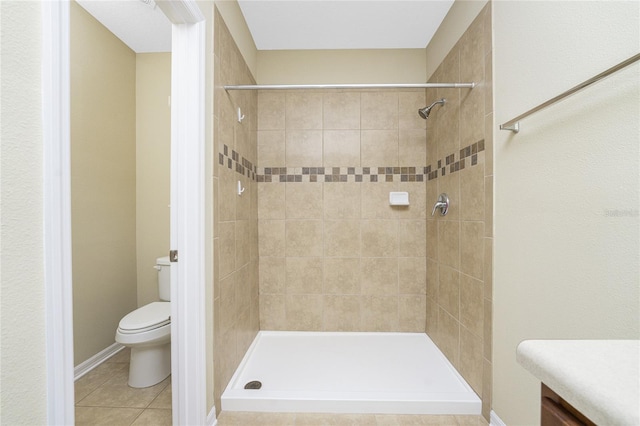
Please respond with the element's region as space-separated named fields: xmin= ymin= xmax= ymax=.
xmin=156 ymin=256 xmax=171 ymax=301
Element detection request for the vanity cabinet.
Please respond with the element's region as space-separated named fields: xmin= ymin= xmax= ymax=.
xmin=541 ymin=384 xmax=595 ymax=426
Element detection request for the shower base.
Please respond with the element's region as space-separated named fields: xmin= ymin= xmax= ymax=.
xmin=221 ymin=331 xmax=481 ymax=415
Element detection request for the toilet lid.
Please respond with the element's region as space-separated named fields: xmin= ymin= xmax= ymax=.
xmin=119 ymin=302 xmax=170 ymax=332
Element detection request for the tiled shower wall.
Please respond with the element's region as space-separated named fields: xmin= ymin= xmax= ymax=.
xmin=424 ymin=4 xmax=493 ymax=420
xmin=257 ymin=89 xmax=430 ymax=332
xmin=212 ymin=8 xmax=259 ymax=414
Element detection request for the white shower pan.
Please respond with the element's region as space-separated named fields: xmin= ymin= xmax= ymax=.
xmin=221 ymin=331 xmax=481 ymax=415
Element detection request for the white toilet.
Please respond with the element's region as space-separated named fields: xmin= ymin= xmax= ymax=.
xmin=116 ymin=256 xmax=171 ymax=388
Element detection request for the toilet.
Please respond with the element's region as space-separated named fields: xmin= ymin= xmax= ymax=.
xmin=115 ymin=256 xmax=171 ymax=388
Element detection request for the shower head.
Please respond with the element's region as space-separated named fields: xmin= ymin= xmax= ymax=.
xmin=418 ymin=98 xmax=446 ymax=119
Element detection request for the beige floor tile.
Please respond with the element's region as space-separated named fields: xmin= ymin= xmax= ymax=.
xmin=77 ymin=374 xmax=170 ymax=409
xmin=75 ymin=361 xmax=129 ymax=403
xmin=131 ymin=408 xmax=172 ymax=425
xmin=107 ymin=347 xmax=131 ymax=363
xmin=375 ymin=414 xmax=459 ymax=426
xmin=149 ymin=378 xmax=172 ymax=409
xmin=217 ymin=411 xmax=297 ymax=426
xmin=75 ymin=406 xmax=142 ymax=425
xmin=295 ymin=413 xmax=377 ymax=425
xmin=455 ymin=415 xmax=485 ymax=425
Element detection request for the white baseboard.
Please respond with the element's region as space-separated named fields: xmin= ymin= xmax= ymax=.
xmin=207 ymin=406 xmax=217 ymax=426
xmin=490 ymin=410 xmax=507 ymax=426
xmin=74 ymin=342 xmax=125 ymax=381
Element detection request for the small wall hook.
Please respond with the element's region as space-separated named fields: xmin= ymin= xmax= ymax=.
xmin=237 ymin=107 xmax=245 ymax=123
xmin=237 ymin=180 xmax=245 ymax=196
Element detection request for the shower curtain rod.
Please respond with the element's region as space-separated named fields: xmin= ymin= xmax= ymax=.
xmin=223 ymin=83 xmax=475 ymax=90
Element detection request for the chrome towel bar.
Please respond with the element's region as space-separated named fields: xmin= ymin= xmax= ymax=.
xmin=224 ymin=83 xmax=475 ymax=90
xmin=500 ymin=53 xmax=640 ymax=133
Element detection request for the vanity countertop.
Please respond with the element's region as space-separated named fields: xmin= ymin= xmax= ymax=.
xmin=517 ymin=340 xmax=639 ymax=425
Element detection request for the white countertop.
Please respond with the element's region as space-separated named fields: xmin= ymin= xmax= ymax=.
xmin=517 ymin=340 xmax=639 ymax=425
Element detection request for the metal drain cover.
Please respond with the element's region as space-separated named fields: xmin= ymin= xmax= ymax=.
xmin=244 ymin=380 xmax=262 ymax=390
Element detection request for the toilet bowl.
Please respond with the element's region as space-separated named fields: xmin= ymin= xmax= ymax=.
xmin=115 ymin=257 xmax=172 ymax=388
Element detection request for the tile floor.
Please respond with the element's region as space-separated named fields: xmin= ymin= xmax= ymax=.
xmin=216 ymin=411 xmax=489 ymax=426
xmin=75 ymin=348 xmax=488 ymax=426
xmin=74 ymin=348 xmax=172 ymax=425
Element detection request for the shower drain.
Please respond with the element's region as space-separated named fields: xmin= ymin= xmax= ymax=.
xmin=244 ymin=380 xmax=262 ymax=390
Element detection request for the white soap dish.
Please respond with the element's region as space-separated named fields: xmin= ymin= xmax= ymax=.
xmin=389 ymin=192 xmax=409 ymax=206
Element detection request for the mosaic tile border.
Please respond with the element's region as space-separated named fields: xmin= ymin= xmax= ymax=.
xmin=218 ymin=144 xmax=257 ymax=180
xmin=256 ymin=139 xmax=485 ymax=183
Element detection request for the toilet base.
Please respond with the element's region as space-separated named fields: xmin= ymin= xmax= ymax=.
xmin=128 ymin=342 xmax=171 ymax=388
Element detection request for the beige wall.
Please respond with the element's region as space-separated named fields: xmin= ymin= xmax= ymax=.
xmin=257 ymin=49 xmax=427 ymax=84
xmin=493 ymin=1 xmax=639 ymax=424
xmin=136 ymin=53 xmax=171 ymax=306
xmin=214 ymin=0 xmax=257 ymax=79
xmin=71 ymin=1 xmax=138 ymax=365
xmin=424 ymin=4 xmax=493 ymax=420
xmin=256 ymin=88 xmax=429 ymax=333
xmin=213 ymin=7 xmax=260 ymax=414
xmin=0 ymin=1 xmax=48 ymax=423
xmin=425 ymin=0 xmax=489 ymax=80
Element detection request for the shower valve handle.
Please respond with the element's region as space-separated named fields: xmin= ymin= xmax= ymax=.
xmin=431 ymin=193 xmax=449 ymax=216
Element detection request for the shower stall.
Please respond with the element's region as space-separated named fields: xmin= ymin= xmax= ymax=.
xmin=212 ymin=2 xmax=493 ymax=419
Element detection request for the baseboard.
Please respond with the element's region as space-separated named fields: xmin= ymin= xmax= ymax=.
xmin=74 ymin=342 xmax=125 ymax=381
xmin=490 ymin=410 xmax=507 ymax=426
xmin=207 ymin=406 xmax=217 ymax=426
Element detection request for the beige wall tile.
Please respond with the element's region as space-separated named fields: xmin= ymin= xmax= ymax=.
xmin=285 ymin=257 xmax=323 ymax=294
xmin=426 ymin=258 xmax=439 ymax=300
xmin=235 ymin=220 xmax=251 ymax=268
xmin=460 ymin=273 xmax=484 ymax=337
xmin=361 ymin=257 xmax=398 ymax=295
xmin=258 ymin=219 xmax=285 ymax=257
xmin=399 ymin=295 xmax=427 ymax=332
xmin=460 ymin=165 xmax=485 ymax=221
xmin=323 ymin=295 xmax=361 ymax=331
xmin=361 ymin=92 xmax=398 ymax=130
xmin=484 ymin=238 xmax=493 ymax=300
xmin=426 ymin=219 xmax=438 ymax=260
xmin=286 ymin=294 xmax=323 ymax=331
xmin=426 ymin=296 xmax=438 ymax=336
xmin=324 ymin=130 xmax=361 ymax=166
xmin=399 ymin=91 xmax=427 ymax=130
xmin=361 ymin=130 xmax=398 ymax=166
xmin=257 ymin=183 xmax=285 ymax=220
xmin=257 ymin=91 xmax=285 ymax=130
xmin=484 ymin=175 xmax=493 ymax=237
xmin=460 ymin=327 xmax=483 ymax=395
xmin=361 ymin=296 xmax=399 ymax=331
xmin=285 ymin=182 xmax=323 ymax=219
xmin=324 ymin=258 xmax=361 ymax=294
xmin=285 ymin=220 xmax=323 ymax=257
xmin=399 ymin=257 xmax=427 ymax=295
xmin=219 ymin=168 xmax=236 ymax=222
xmin=259 ymin=257 xmax=285 ymax=294
xmin=482 ymin=359 xmax=492 ymax=420
xmin=257 ymin=130 xmax=285 ymax=166
xmin=398 ymin=220 xmax=427 ymax=257
xmin=219 ymin=221 xmax=236 ymax=279
xmin=259 ymin=294 xmax=286 ymax=330
xmin=324 ymin=182 xmax=361 ymax=219
xmin=361 ymin=182 xmax=397 ymax=219
xmin=219 ymin=273 xmax=237 ymax=334
xmin=438 ymin=265 xmax=460 ymax=319
xmin=460 ymin=86 xmax=485 ymax=149
xmin=323 ymin=92 xmax=361 ymax=130
xmin=437 ymin=307 xmax=459 ymax=365
xmin=484 ymin=113 xmax=493 ymax=177
xmin=460 ymin=221 xmax=484 ymax=279
xmin=361 ymin=220 xmax=398 ymax=257
xmin=285 ymin=130 xmax=323 ymax=166
xmin=324 ymin=220 xmax=361 ymax=257
xmin=396 ymin=181 xmax=428 ymax=219
xmin=484 ymin=298 xmax=492 ymax=360
xmin=399 ymin=129 xmax=427 ymax=166
xmin=438 ymin=220 xmax=460 ymax=269
xmin=285 ymin=92 xmax=323 ymax=130
xmin=236 ymin=175 xmax=251 ymax=221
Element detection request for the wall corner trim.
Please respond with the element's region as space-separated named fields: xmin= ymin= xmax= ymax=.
xmin=490 ymin=410 xmax=507 ymax=426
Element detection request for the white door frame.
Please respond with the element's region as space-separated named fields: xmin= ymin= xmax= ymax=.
xmin=43 ymin=1 xmax=208 ymax=424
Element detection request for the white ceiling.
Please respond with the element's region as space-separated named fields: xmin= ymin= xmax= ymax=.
xmin=238 ymin=1 xmax=454 ymax=50
xmin=77 ymin=0 xmax=454 ymax=53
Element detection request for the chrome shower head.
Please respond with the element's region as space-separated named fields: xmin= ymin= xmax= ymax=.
xmin=418 ymin=98 xmax=446 ymax=119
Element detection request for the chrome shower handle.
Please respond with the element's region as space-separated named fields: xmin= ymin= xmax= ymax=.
xmin=431 ymin=193 xmax=449 ymax=216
